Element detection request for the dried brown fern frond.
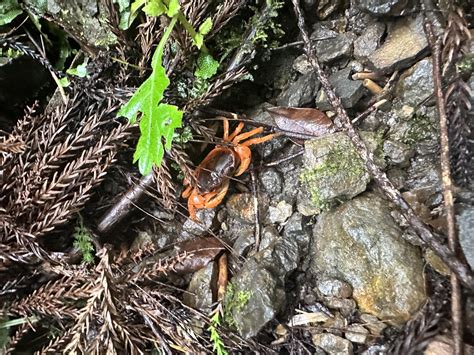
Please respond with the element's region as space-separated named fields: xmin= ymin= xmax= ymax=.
xmin=441 ymin=7 xmax=473 ymax=186
xmin=209 ymin=0 xmax=246 ymax=39
xmin=152 ymin=158 xmax=177 ymax=209
xmin=170 ymin=146 xmax=197 ymax=188
xmin=63 ymin=248 xmax=143 ymax=355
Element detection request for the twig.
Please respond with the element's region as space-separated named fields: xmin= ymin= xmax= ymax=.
xmin=290 ymin=0 xmax=474 ymax=290
xmin=250 ymin=170 xmax=261 ymax=252
xmin=425 ymin=21 xmax=464 ymax=355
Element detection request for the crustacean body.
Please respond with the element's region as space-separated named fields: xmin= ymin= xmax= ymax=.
xmin=182 ymin=118 xmax=276 ymax=220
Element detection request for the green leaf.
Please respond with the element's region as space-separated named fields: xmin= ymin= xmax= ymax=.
xmin=167 ymin=0 xmax=180 ymax=16
xmin=143 ymin=0 xmax=166 ymax=16
xmin=118 ymin=17 xmax=182 ymax=175
xmin=195 ymin=52 xmax=219 ymax=79
xmin=0 ymin=0 xmax=22 ymax=26
xmin=198 ymin=17 xmax=212 ymax=35
xmin=66 ymin=60 xmax=88 ymax=78
xmin=130 ymin=0 xmax=147 ymax=16
xmin=58 ymin=77 xmax=70 ymax=87
xmin=194 ymin=33 xmax=203 ymax=49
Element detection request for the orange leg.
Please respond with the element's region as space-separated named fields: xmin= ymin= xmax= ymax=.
xmin=202 ymin=180 xmax=229 ymax=208
xmin=234 ymin=145 xmax=252 ymax=176
xmin=222 ymin=117 xmax=229 ymax=141
xmin=241 ymin=133 xmax=279 ymax=147
xmin=182 ymin=184 xmax=193 ymax=198
xmin=188 ymin=190 xmax=199 ymax=221
xmin=228 ymin=122 xmax=244 ymax=142
xmin=232 ymin=127 xmax=264 ymax=144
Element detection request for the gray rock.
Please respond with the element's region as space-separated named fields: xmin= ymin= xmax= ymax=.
xmin=311 ymin=27 xmax=354 ymax=64
xmin=227 ymin=260 xmax=285 ymax=339
xmin=459 ymin=205 xmax=474 ymax=269
xmin=283 ymin=212 xmax=312 ymax=249
xmin=310 ymin=193 xmax=427 ymax=325
xmin=293 ymin=55 xmax=313 ymax=75
xmin=368 ymin=14 xmax=428 ymax=73
xmin=232 ymin=227 xmax=255 ymax=256
xmin=316 ymin=67 xmax=366 ymax=110
xmin=181 ymin=209 xmax=215 ymax=237
xmin=228 ymin=226 xmax=301 ymax=338
xmin=405 ymin=156 xmax=442 ymax=196
xmin=354 ymin=0 xmax=411 ymax=16
xmin=345 ymin=324 xmax=370 ymax=344
xmin=259 ymin=168 xmax=283 ymax=196
xmin=299 ymin=132 xmax=379 ymax=213
xmin=396 ymin=58 xmax=434 ymax=106
xmin=316 ymin=279 xmax=353 ymax=298
xmin=277 ymin=72 xmax=320 ymax=107
xmin=383 ymin=139 xmax=414 ymax=167
xmin=268 ymin=200 xmax=293 ymax=224
xmin=183 ymin=262 xmax=216 ymax=311
xmin=354 ymin=22 xmax=386 ymax=61
xmin=312 ymin=333 xmax=353 ymax=355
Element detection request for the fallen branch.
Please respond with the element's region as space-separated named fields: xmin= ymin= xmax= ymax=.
xmin=425 ymin=20 xmax=464 ymax=355
xmin=290 ymin=0 xmax=474 ymax=290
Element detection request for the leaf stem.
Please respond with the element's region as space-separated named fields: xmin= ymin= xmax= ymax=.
xmin=177 ymin=12 xmax=209 ymax=53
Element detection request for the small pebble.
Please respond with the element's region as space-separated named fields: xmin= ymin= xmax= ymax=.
xmin=312 ymin=333 xmax=353 ymax=355
xmin=316 ymin=278 xmax=353 ymax=298
xmin=345 ymin=323 xmax=369 ymax=344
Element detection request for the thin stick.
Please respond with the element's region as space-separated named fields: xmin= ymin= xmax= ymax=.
xmin=425 ymin=21 xmax=464 ymax=355
xmin=250 ymin=170 xmax=261 ymax=252
xmin=291 ymin=0 xmax=474 ymax=290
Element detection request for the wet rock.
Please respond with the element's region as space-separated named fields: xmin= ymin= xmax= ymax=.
xmin=183 ymin=262 xmax=216 ymax=312
xmin=405 ymin=156 xmax=441 ymax=197
xmin=354 ymin=22 xmax=386 ymax=61
xmin=383 ymin=139 xmax=414 ymax=167
xmin=268 ymin=200 xmax=293 ymax=224
xmin=345 ymin=324 xmax=369 ymax=344
xmin=281 ymin=161 xmax=303 ymax=206
xmin=316 ymin=67 xmax=366 ymax=110
xmin=259 ymin=226 xmax=280 ymax=251
xmin=316 ymin=279 xmax=353 ymax=299
xmin=259 ymin=168 xmax=283 ymax=197
xmin=310 ymin=193 xmax=427 ymax=325
xmin=396 ymin=58 xmax=434 ymax=107
xmin=354 ymin=0 xmax=411 ymax=16
xmin=360 ymin=313 xmax=387 ymax=336
xmin=293 ymin=55 xmax=313 ymax=75
xmin=227 ymin=259 xmax=285 ymax=339
xmin=283 ymin=212 xmax=312 ymax=250
xmin=368 ymin=14 xmax=428 ymax=73
xmin=458 ymin=205 xmax=474 ymax=269
xmin=181 ymin=209 xmax=215 ymax=238
xmin=226 ymin=193 xmax=268 ymax=224
xmin=317 ymin=0 xmax=345 ymax=19
xmin=277 ymin=72 xmax=320 ymax=107
xmin=312 ymin=333 xmax=353 ymax=355
xmin=232 ymin=227 xmax=255 ymax=256
xmin=424 ymin=249 xmax=450 ymax=276
xmin=299 ymin=132 xmax=381 ymax=213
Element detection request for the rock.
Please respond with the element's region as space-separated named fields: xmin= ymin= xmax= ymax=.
xmin=226 ymin=193 xmax=268 ymax=224
xmin=458 ymin=205 xmax=474 ymax=269
xmin=396 ymin=58 xmax=434 ymax=106
xmin=183 ymin=262 xmax=216 ymax=312
xmin=360 ymin=313 xmax=387 ymax=336
xmin=311 ymin=26 xmax=354 ymax=64
xmin=345 ymin=324 xmax=369 ymax=344
xmin=368 ymin=14 xmax=428 ymax=73
xmin=293 ymin=55 xmax=313 ymax=75
xmin=283 ymin=212 xmax=312 ymax=250
xmin=299 ymin=132 xmax=380 ymax=213
xmin=323 ymin=297 xmax=357 ymax=316
xmin=277 ymin=72 xmax=320 ymax=107
xmin=227 ymin=259 xmax=286 ymax=339
xmin=354 ymin=0 xmax=411 ymax=16
xmin=312 ymin=333 xmax=353 ymax=355
xmin=316 ymin=279 xmax=353 ymax=298
xmin=383 ymin=139 xmax=414 ymax=167
xmin=259 ymin=168 xmax=283 ymax=197
xmin=405 ymin=156 xmax=442 ymax=197
xmin=316 ymin=67 xmax=366 ymax=110
xmin=227 ymin=222 xmax=301 ymax=338
xmin=424 ymin=249 xmax=450 ymax=276
xmin=181 ymin=209 xmax=215 ymax=237
xmin=232 ymin=227 xmax=255 ymax=256
xmin=268 ymin=200 xmax=293 ymax=224
xmin=354 ymin=22 xmax=386 ymax=61
xmin=310 ymin=193 xmax=427 ymax=325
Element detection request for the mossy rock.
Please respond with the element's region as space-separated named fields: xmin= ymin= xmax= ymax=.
xmin=299 ymin=131 xmax=383 ymax=214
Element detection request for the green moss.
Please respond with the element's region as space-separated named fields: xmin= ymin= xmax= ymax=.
xmin=401 ymin=113 xmax=437 ymax=147
xmin=223 ymin=282 xmax=252 ymax=327
xmin=300 ymin=143 xmax=365 ymax=211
